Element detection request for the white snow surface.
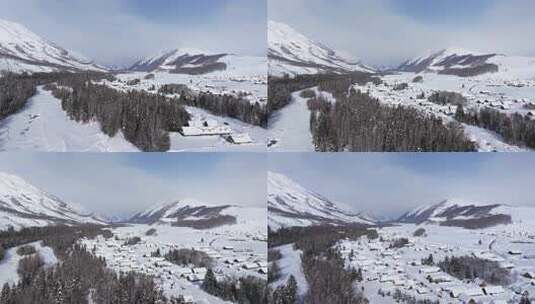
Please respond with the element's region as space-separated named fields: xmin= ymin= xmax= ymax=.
xmin=271 ymin=244 xmax=309 ymax=297
xmin=0 ymin=86 xmax=138 ymax=152
xmin=0 ymin=241 xmax=58 ymax=287
xmin=0 ymin=18 xmax=105 ymax=73
xmin=404 ymin=199 xmax=535 ymax=227
xmin=0 ymin=171 xmax=105 ymax=231
xmin=134 ymin=198 xmax=267 ymax=235
xmin=268 ymin=20 xmax=375 ymax=77
xmin=268 ymin=171 xmax=374 ymax=230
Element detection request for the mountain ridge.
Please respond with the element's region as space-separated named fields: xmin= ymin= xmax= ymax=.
xmin=268 ymin=20 xmax=375 ymax=77
xmin=0 ymin=18 xmax=106 ymax=73
xmin=268 ymin=171 xmax=375 ymax=230
xmin=0 ymin=172 xmax=106 ymax=231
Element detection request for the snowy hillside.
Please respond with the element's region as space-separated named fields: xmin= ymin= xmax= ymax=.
xmin=398 ymin=47 xmax=535 ymax=77
xmin=129 ymin=48 xmax=266 ymax=77
xmin=268 ymin=172 xmax=375 ymax=230
xmin=0 ymin=172 xmax=106 ymax=231
xmin=268 ymin=20 xmax=375 ymax=77
xmin=0 ymin=18 xmax=105 ymax=73
xmin=129 ymin=199 xmax=266 ymax=231
xmin=398 ymin=48 xmax=496 ymax=73
xmin=398 ymin=199 xmax=535 ymax=228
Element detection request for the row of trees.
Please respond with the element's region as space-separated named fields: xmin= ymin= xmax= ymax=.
xmin=310 ymin=88 xmax=476 ymax=151
xmin=267 ymin=72 xmax=380 ymax=115
xmin=456 ymin=105 xmax=535 ymax=149
xmin=268 ymin=225 xmax=376 ymax=303
xmin=201 ymin=269 xmax=269 ymax=304
xmin=164 ymin=248 xmax=213 ymax=268
xmin=271 ymin=275 xmax=297 ymax=304
xmin=48 ymin=74 xmax=191 ymax=151
xmin=301 ymin=246 xmax=368 ymax=303
xmin=438 ymin=255 xmax=511 ymax=285
xmin=0 ymin=225 xmax=186 ymax=304
xmin=0 ymin=72 xmax=38 ymax=120
xmin=179 ymin=91 xmax=268 ymax=127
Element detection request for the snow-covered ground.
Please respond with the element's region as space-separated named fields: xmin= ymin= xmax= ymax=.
xmin=0 ymin=86 xmax=138 ymax=152
xmin=270 ymin=244 xmax=308 ymax=298
xmin=168 ymin=106 xmax=268 ymax=152
xmin=97 ymin=70 xmax=268 ymax=152
xmin=338 ymin=223 xmax=535 ymax=303
xmin=267 ymin=88 xmax=336 ymax=152
xmin=81 ymin=222 xmax=267 ymax=303
xmin=354 ymin=72 xmax=535 ymax=151
xmin=0 ymin=241 xmax=58 ymax=287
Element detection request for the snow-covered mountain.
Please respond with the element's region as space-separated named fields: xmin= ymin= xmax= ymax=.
xmin=129 ymin=199 xmax=266 ymax=231
xmin=268 ymin=20 xmax=375 ymax=77
xmin=268 ymin=172 xmax=375 ymax=230
xmin=398 ymin=47 xmax=535 ymax=78
xmin=129 ymin=48 xmax=266 ymax=76
xmin=0 ymin=18 xmax=106 ymax=73
xmin=398 ymin=199 xmax=535 ymax=229
xmin=0 ymin=172 xmax=106 ymax=231
xmin=397 ymin=48 xmax=499 ymax=76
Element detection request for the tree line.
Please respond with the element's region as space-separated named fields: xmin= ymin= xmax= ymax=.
xmin=267 ymin=72 xmax=380 ymax=116
xmin=309 ymin=88 xmax=476 ymax=151
xmin=456 ymin=104 xmax=535 ymax=149
xmin=268 ymin=225 xmax=377 ymax=303
xmin=438 ymin=255 xmax=511 ymax=285
xmin=0 ymin=72 xmax=38 ymax=121
xmin=201 ymin=269 xmax=269 ymax=304
xmin=178 ymin=91 xmax=268 ymax=127
xmin=47 ymin=73 xmax=191 ymax=151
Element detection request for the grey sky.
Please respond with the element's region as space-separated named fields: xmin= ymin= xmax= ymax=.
xmin=269 ymin=0 xmax=535 ymax=67
xmin=269 ymin=153 xmax=535 ymax=219
xmin=0 ymin=0 xmax=266 ymax=67
xmin=0 ymin=153 xmax=266 ymax=217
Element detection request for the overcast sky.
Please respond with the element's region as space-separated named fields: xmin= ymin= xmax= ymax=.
xmin=0 ymin=153 xmax=266 ymax=218
xmin=0 ymin=0 xmax=266 ymax=67
xmin=269 ymin=153 xmax=535 ymax=219
xmin=269 ymin=0 xmax=535 ymax=67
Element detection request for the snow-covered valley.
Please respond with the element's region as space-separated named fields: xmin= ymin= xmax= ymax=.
xmin=0 ymin=86 xmax=138 ymax=152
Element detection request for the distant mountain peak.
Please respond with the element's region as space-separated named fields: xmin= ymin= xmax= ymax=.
xmin=268 ymin=171 xmax=375 ymax=230
xmin=0 ymin=172 xmax=106 ymax=231
xmin=0 ymin=18 xmax=106 ymax=73
xmin=268 ymin=20 xmax=375 ymax=77
xmin=397 ymin=47 xmax=499 ymax=76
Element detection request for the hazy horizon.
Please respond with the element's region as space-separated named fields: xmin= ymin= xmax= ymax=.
xmin=269 ymin=153 xmax=535 ymax=219
xmin=269 ymin=0 xmax=535 ymax=67
xmin=0 ymin=153 xmax=267 ymax=217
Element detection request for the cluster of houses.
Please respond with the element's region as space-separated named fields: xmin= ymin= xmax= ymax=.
xmin=357 ymin=75 xmax=535 ymax=122
xmin=337 ymin=228 xmax=535 ymax=304
xmin=80 ymin=232 xmax=267 ymax=303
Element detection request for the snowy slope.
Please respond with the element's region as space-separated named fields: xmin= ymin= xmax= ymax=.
xmin=268 ymin=172 xmax=375 ymax=230
xmin=0 ymin=86 xmax=138 ymax=152
xmin=398 ymin=199 xmax=535 ymax=228
xmin=0 ymin=172 xmax=106 ymax=231
xmin=398 ymin=47 xmax=535 ymax=77
xmin=398 ymin=48 xmax=498 ymax=73
xmin=129 ymin=199 xmax=266 ymax=232
xmin=268 ymin=20 xmax=375 ymax=77
xmin=129 ymin=48 xmax=266 ymax=77
xmin=0 ymin=18 xmax=105 ymax=73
